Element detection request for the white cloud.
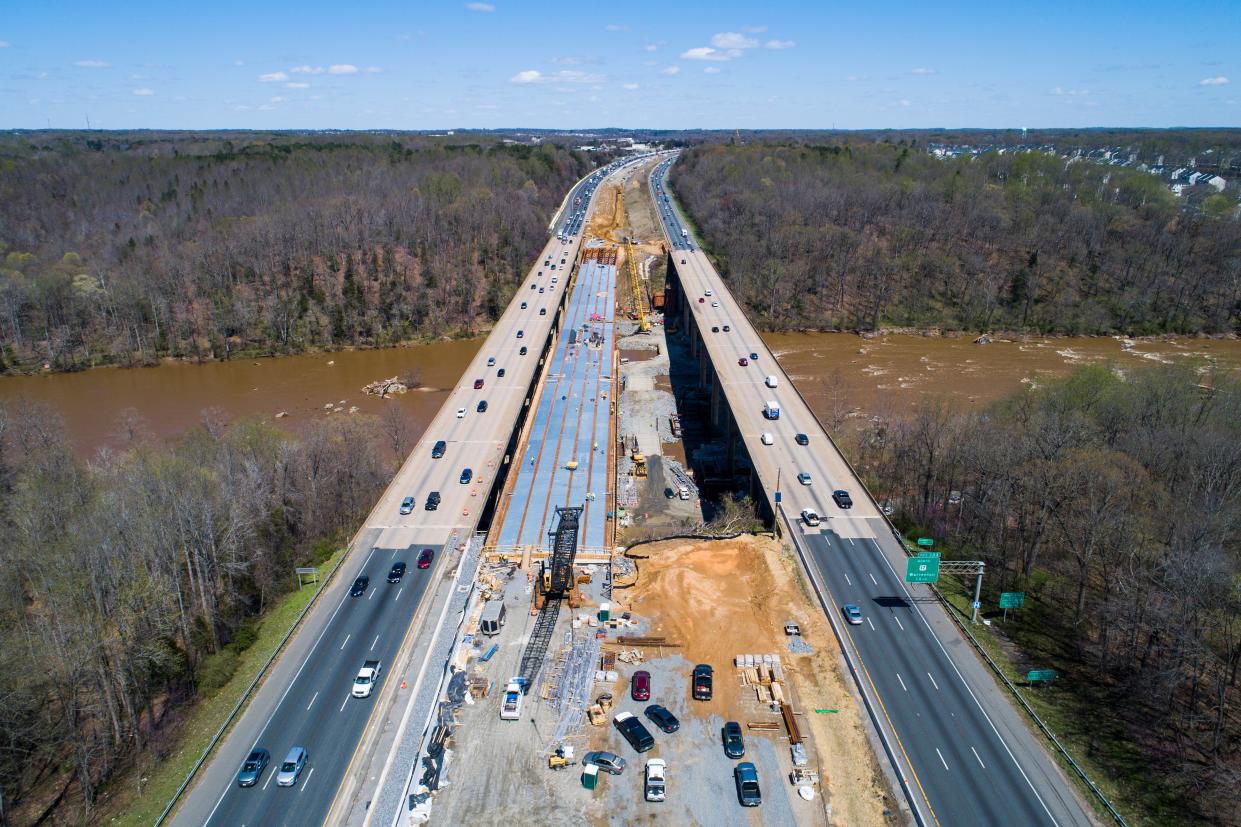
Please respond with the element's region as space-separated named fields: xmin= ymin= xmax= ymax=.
xmin=465 ymin=1 xmax=495 ymax=10
xmin=711 ymin=32 xmax=757 ymax=49
xmin=132 ymin=87 xmax=154 ymax=96
xmin=1200 ymin=76 xmax=1229 ymax=86
xmin=291 ymin=65 xmax=324 ymax=74
xmin=510 ymin=68 xmax=605 ymax=84
xmin=511 ymin=69 xmax=542 ymax=84
xmin=845 ymin=74 xmax=862 ymax=82
xmin=74 ymin=59 xmax=110 ymax=68
xmin=644 ymin=44 xmax=658 ymax=52
xmin=661 ymin=65 xmax=681 ymax=76
xmin=285 ymin=81 xmax=311 ymax=89
xmin=1051 ymin=86 xmax=1089 ymax=96
xmin=605 ymin=24 xmax=630 ymax=32
xmin=899 ymin=99 xmax=911 ymax=107
xmin=329 ymin=64 xmax=359 ymax=74
xmin=1 ymin=40 xmax=12 ymax=48
xmin=681 ymin=46 xmax=741 ymax=61
xmin=911 ymin=67 xmax=935 ymax=75
xmin=269 ymin=95 xmax=286 ymax=103
xmin=258 ymin=71 xmax=288 ymax=82
xmin=703 ymin=66 xmax=721 ymax=74
xmin=365 ymin=66 xmax=383 ymax=73
xmin=764 ymin=39 xmax=795 ymax=49
xmin=622 ymin=83 xmax=639 ymax=90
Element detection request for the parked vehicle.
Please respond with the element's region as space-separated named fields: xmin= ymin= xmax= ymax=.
xmin=631 ymin=670 xmax=651 ymax=701
xmin=237 ymin=748 xmax=269 ymax=787
xmin=613 ymin=711 xmax=655 ymax=753
xmin=723 ymin=721 xmax=745 ymax=758
xmin=275 ymin=747 xmax=308 ymax=787
xmin=583 ymin=750 xmax=626 ymax=775
xmin=499 ymin=680 xmax=523 ymax=720
xmin=352 ymin=660 xmax=382 ymax=698
xmin=645 ymin=758 xmax=667 ymax=802
xmin=692 ymin=663 xmax=713 ymax=700
xmin=734 ymin=762 xmax=761 ymax=806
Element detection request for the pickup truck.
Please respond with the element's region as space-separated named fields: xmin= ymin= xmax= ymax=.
xmin=500 ymin=680 xmax=523 ymax=720
xmin=645 ymin=758 xmax=667 ymax=802
xmin=352 ymin=660 xmax=382 ymax=698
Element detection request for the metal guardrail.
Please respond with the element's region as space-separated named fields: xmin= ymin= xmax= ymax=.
xmin=154 ymin=543 xmax=353 ymax=825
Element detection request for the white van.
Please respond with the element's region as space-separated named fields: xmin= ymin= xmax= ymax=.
xmin=760 ymin=432 xmax=774 ymax=445
xmin=765 ymin=375 xmax=778 ymax=389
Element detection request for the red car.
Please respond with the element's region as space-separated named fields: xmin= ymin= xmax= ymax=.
xmin=698 ymin=297 xmax=705 ymax=303
xmin=631 ymin=670 xmax=651 ymax=701
xmin=417 ymin=548 xmax=435 ymax=569
xmin=738 ymin=357 xmax=749 ymax=366
xmin=473 ymin=379 xmax=484 ymax=389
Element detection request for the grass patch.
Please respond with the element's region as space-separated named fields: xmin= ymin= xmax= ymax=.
xmin=935 ymin=573 xmax=1178 ymax=826
xmin=101 ymin=545 xmax=347 ymax=827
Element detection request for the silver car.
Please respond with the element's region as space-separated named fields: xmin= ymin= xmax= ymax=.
xmin=275 ymin=746 xmax=307 ymax=787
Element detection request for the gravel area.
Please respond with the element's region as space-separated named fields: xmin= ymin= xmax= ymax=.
xmin=788 ymin=636 xmax=814 ymax=655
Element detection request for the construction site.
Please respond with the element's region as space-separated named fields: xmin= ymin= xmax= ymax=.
xmin=405 ymin=160 xmax=895 ymax=826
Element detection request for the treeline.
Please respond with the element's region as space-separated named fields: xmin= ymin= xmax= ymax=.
xmin=0 ymin=401 xmax=389 ymax=823
xmin=671 ymin=142 xmax=1241 ymax=335
xmin=0 ymin=133 xmax=595 ymax=372
xmin=861 ymin=364 xmax=1241 ymax=822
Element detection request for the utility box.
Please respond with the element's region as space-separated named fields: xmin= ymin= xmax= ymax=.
xmin=480 ymin=601 xmax=507 ymax=636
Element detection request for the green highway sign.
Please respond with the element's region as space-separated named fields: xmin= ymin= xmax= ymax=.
xmin=814 ymin=709 xmax=839 ymax=714
xmin=917 ymin=550 xmax=941 ymax=559
xmin=1026 ymin=669 xmax=1057 ymax=684
xmin=999 ymin=592 xmax=1026 ymax=609
xmin=917 ymin=537 xmax=935 ymax=548
xmin=906 ymin=556 xmax=940 ymax=584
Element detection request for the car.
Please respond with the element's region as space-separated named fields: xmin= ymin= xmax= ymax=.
xmin=496 ymin=368 xmax=505 ymax=377
xmin=539 ymin=308 xmax=546 ymax=316
xmin=460 ymin=468 xmax=473 ymax=484
xmin=613 ymin=711 xmax=655 ymax=753
xmin=795 ymin=433 xmax=809 ymax=446
xmin=645 ymin=758 xmax=667 ymax=802
xmin=711 ymin=301 xmax=720 ymax=307
xmin=519 ymin=346 xmax=528 ymax=355
xmin=749 ymin=352 xmax=759 ymax=361
xmin=692 ymin=663 xmax=713 ymax=700
xmin=705 ymin=289 xmax=713 ymax=296
xmin=425 ymin=491 xmax=441 ymax=510
xmin=797 ymin=472 xmax=812 ymax=485
xmin=387 ymin=562 xmax=406 ymax=583
xmin=711 ymin=326 xmax=719 ymax=333
xmin=760 ymin=432 xmax=773 ymax=445
xmin=723 ymin=721 xmax=745 ymax=758
xmin=530 ymin=282 xmax=536 ymax=290
xmin=486 ymin=357 xmax=496 ymax=366
xmin=516 ymin=330 xmax=524 ymax=338
xmin=734 ymin=762 xmax=761 ymax=807
xmin=583 ymin=751 xmax=626 ymax=775
xmin=738 ymin=357 xmax=748 ymax=366
xmin=723 ymin=325 xmax=731 ymax=332
xmin=431 ymin=440 xmax=446 ymax=458
xmin=681 ymin=257 xmax=686 ymax=264
xmin=801 ymin=508 xmax=821 ymax=526
xmin=275 ymin=747 xmax=308 ymax=787
xmin=349 ymin=576 xmax=368 ymax=597
xmin=631 ymin=670 xmax=651 ymax=701
xmin=473 ymin=378 xmax=484 ymax=389
xmin=520 ymin=301 xmax=527 ymax=309
xmin=456 ymin=407 xmax=465 ymax=418
xmin=477 ymin=400 xmax=488 ymax=413
xmin=843 ymin=604 xmax=863 ymax=625
xmin=237 ymin=748 xmax=270 ymax=787
xmin=832 ymin=489 xmax=854 ymax=509
xmin=549 ymin=264 xmax=556 ymax=270
xmin=644 ymin=703 xmax=680 ymax=733
xmin=399 ymin=496 xmax=414 ymax=515
xmin=538 ymin=287 xmax=544 ymax=293
xmin=698 ymin=297 xmax=705 ymax=303
xmin=417 ymin=548 xmax=434 ymax=569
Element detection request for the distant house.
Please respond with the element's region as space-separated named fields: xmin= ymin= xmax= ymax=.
xmin=1203 ymin=175 xmax=1227 ymax=192
xmin=1171 ymin=183 xmax=1187 ymax=197
xmin=1189 ymin=171 xmax=1208 ymax=186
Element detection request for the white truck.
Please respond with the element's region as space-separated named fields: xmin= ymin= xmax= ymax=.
xmin=763 ymin=400 xmax=781 ymax=420
xmin=500 ymin=680 xmax=523 ymax=720
xmin=645 ymin=758 xmax=667 ymax=802
xmin=764 ymin=375 xmax=778 ymax=389
xmin=352 ymin=660 xmax=382 ymax=698
xmin=680 ymin=228 xmax=689 ymax=239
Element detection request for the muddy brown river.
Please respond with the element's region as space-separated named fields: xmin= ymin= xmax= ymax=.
xmin=3 ymin=333 xmax=1239 ymax=457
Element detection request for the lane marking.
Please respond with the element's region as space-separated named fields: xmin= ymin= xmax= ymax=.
xmin=972 ymin=747 xmax=987 ymax=770
xmin=395 ymin=587 xmax=404 ymax=602
xmin=299 ymin=767 xmax=314 ymax=794
xmin=306 ymin=691 xmax=319 ymax=711
xmin=894 ymin=616 xmax=905 ymax=632
xmin=843 ymin=573 xmax=852 ymax=586
xmin=927 ymin=672 xmax=940 ymax=692
xmin=339 ymin=634 xmax=350 ymax=651
xmin=368 ymin=588 xmax=375 ymax=600
xmin=869 ymin=573 xmax=878 ymax=586
xmin=339 ymin=696 xmax=349 ymax=712
xmin=896 ymin=673 xmax=908 ymax=692
xmin=936 ymin=748 xmax=950 ymax=771
xmin=866 ymin=617 xmax=875 ymax=631
xmin=262 ymin=769 xmax=275 ymax=791
xmin=370 ymin=634 xmax=380 ymax=652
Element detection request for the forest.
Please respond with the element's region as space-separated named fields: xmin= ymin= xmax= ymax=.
xmin=670 ymin=141 xmax=1241 ymax=335
xmin=0 ymin=400 xmax=392 ymax=823
xmin=856 ymin=364 xmax=1241 ymax=823
xmin=0 ymin=133 xmax=597 ymax=373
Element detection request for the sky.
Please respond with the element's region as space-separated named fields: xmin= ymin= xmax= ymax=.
xmin=1 ymin=0 xmax=1239 ymax=130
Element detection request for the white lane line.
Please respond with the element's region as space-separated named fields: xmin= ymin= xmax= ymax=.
xmin=868 ymin=573 xmax=878 ymax=586
xmin=893 ymin=615 xmax=905 ymax=631
xmin=843 ymin=573 xmax=852 ymax=586
xmin=927 ymin=672 xmax=940 ymax=691
xmin=339 ymin=695 xmax=349 ymax=712
xmin=262 ymin=769 xmax=275 ymax=790
xmin=972 ymin=746 xmax=987 ymax=769
xmin=896 ymin=673 xmax=908 ymax=692
xmin=299 ymin=767 xmax=314 ymax=793
xmin=306 ymin=691 xmax=319 ymax=711
xmin=936 ymin=748 xmax=950 ymax=771
xmin=339 ymin=634 xmax=350 ymax=650
xmin=368 ymin=588 xmax=375 ymax=600
xmin=866 ymin=617 xmax=875 ymax=631
xmin=370 ymin=634 xmax=380 ymax=651
xmin=395 ymin=587 xmax=404 ymax=602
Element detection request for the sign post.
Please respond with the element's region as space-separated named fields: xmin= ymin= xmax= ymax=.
xmin=1026 ymin=669 xmax=1057 ymax=686
xmin=999 ymin=591 xmax=1025 ymax=621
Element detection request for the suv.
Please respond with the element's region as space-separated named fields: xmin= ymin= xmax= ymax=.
xmin=692 ymin=664 xmax=713 ymax=700
xmin=460 ymin=468 xmax=472 ymax=484
xmin=722 ymin=721 xmax=745 ymax=758
xmin=425 ymin=491 xmax=441 ymax=511
xmin=832 ymin=489 xmax=854 ymax=509
xmin=477 ymin=400 xmax=488 ymax=413
xmin=734 ymin=762 xmax=761 ymax=807
xmin=275 ymin=747 xmax=308 ymax=787
xmin=431 ymin=440 xmax=446 ymax=459
xmin=237 ymin=748 xmax=269 ymax=787
xmin=613 ymin=711 xmax=655 ymax=753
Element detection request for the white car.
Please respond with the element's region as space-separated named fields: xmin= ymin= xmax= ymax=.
xmin=711 ymin=301 xmax=720 ymax=308
xmin=456 ymin=407 xmax=465 ymax=418
xmin=801 ymin=508 xmax=821 ymax=526
xmin=760 ymin=432 xmax=774 ymax=445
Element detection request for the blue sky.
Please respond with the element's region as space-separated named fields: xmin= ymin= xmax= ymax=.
xmin=2 ymin=0 xmax=1238 ymax=130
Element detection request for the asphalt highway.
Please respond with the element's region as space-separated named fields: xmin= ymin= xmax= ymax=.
xmin=649 ymin=157 xmax=1090 ymax=827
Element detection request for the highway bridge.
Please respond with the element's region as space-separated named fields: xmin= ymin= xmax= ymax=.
xmin=649 ymin=156 xmax=1092 ymax=826
xmin=169 ymin=154 xmax=655 ymax=827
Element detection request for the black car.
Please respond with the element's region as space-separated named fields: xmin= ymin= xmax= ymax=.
xmin=722 ymin=324 xmax=731 ymax=332
xmin=460 ymin=468 xmax=473 ymax=484
xmin=520 ymin=301 xmax=528 ymax=309
xmin=516 ymin=329 xmax=524 ymax=339
xmin=692 ymin=663 xmax=713 ymax=700
xmin=237 ymin=748 xmax=269 ymax=787
xmin=644 ymin=704 xmax=680 ymax=733
xmin=832 ymin=489 xmax=854 ymax=509
xmin=711 ymin=325 xmax=719 ymax=332
xmin=795 ymin=433 xmax=809 ymax=446
xmin=349 ymin=576 xmax=369 ymax=597
xmin=431 ymin=440 xmax=446 ymax=459
xmin=387 ymin=562 xmax=406 ymax=583
xmin=425 ymin=491 xmax=441 ymax=511
xmin=734 ymin=762 xmax=761 ymax=807
xmin=539 ymin=308 xmax=547 ymax=316
xmin=723 ymin=721 xmax=745 ymax=758
xmin=477 ymin=400 xmax=488 ymax=413
xmin=497 ymin=368 xmax=506 ymax=377
xmin=519 ymin=346 xmax=528 ymax=355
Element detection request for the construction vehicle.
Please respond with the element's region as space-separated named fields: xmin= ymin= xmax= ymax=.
xmin=631 ymin=452 xmax=647 ymax=477
xmin=549 ymin=744 xmax=575 ymax=770
xmin=518 ymin=508 xmax=584 ymax=690
xmin=614 ymin=185 xmax=650 ymax=332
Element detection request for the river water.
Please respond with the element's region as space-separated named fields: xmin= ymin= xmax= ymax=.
xmin=3 ymin=333 xmax=1238 ymax=457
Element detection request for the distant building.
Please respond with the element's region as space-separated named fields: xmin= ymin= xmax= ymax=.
xmin=1204 ymin=175 xmax=1227 ymax=192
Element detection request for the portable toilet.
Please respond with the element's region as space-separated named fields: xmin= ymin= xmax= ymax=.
xmin=598 ymin=602 xmax=611 ymax=622
xmin=582 ymin=764 xmax=599 ymax=790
